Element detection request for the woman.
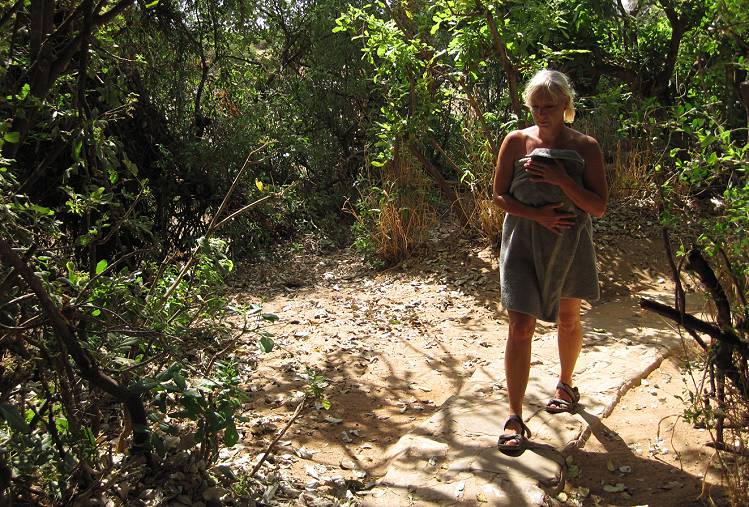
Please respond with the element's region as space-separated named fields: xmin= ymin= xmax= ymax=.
xmin=491 ymin=69 xmax=608 ymax=456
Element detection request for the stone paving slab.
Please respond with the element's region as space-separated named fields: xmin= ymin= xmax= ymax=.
xmin=361 ymin=293 xmax=696 ymax=506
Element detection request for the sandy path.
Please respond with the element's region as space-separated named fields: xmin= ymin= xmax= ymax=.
xmin=225 ymin=207 xmax=726 ymax=505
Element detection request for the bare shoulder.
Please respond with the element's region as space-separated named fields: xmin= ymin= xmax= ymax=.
xmin=567 ymin=128 xmax=602 ymax=160
xmin=504 ymin=128 xmax=529 ymax=145
xmin=499 ymin=129 xmax=528 ymax=159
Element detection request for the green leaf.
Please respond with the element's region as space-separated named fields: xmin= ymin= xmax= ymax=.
xmin=261 ymin=313 xmax=279 ymax=322
xmin=224 ymin=420 xmax=239 ymax=446
xmin=17 ymin=83 xmax=30 ymax=101
xmin=67 ymin=261 xmax=78 ymax=285
xmin=145 ymin=0 xmax=159 ymax=7
xmin=30 ymin=204 xmax=54 ymax=216
xmin=95 ymin=259 xmax=108 ymax=275
xmin=258 ymin=336 xmax=274 ymax=353
xmin=0 ymin=403 xmax=30 ymax=433
xmin=73 ymin=138 xmax=83 ymax=160
xmin=56 ymin=417 xmax=69 ymax=434
xmin=172 ymin=371 xmax=187 ymax=390
xmin=3 ymin=131 xmax=20 ymax=143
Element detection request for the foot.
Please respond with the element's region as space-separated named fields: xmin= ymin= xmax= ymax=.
xmin=498 ymin=415 xmax=531 ymax=456
xmin=545 ymin=381 xmax=580 ymax=414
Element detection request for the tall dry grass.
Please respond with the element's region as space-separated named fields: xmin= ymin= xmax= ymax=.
xmin=576 ymin=114 xmax=660 ymax=202
xmin=451 ymin=111 xmax=505 ymax=244
xmin=349 ymin=145 xmax=437 ymax=265
xmin=607 ymin=141 xmax=660 ymax=201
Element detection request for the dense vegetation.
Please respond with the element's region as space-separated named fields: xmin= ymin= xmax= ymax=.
xmin=0 ymin=0 xmax=747 ymax=504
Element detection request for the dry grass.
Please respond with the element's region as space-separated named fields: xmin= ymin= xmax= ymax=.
xmin=350 ymin=146 xmax=437 ymax=265
xmin=576 ymin=114 xmax=659 ymax=202
xmin=607 ymin=141 xmax=659 ymax=201
xmin=452 ymin=111 xmax=506 ymax=243
xmin=473 ymin=197 xmax=504 ymax=244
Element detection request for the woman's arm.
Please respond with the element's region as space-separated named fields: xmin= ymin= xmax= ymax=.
xmin=492 ymin=131 xmax=577 ymax=233
xmin=524 ymin=136 xmax=608 ymax=218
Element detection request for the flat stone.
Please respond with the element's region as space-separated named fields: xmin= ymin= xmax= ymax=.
xmin=369 ymin=293 xmax=686 ymax=506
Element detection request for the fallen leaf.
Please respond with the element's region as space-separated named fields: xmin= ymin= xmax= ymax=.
xmin=295 ymin=447 xmax=317 ymax=459
xmin=603 ymin=483 xmax=626 ymax=493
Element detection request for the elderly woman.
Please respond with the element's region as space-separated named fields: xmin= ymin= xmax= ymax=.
xmin=491 ymin=69 xmax=608 ymax=456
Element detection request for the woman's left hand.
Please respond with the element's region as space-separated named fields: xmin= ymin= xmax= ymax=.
xmin=524 ymin=158 xmax=570 ymax=187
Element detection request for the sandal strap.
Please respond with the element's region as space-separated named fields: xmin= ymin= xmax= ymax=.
xmin=547 ymin=397 xmax=573 ymax=407
xmin=498 ymin=433 xmax=524 ymax=445
xmin=503 ymin=414 xmax=531 ymax=438
xmin=556 ymin=382 xmax=580 ymax=403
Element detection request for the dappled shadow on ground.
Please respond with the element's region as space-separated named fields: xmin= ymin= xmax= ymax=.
xmin=568 ymin=408 xmax=728 ymax=506
xmin=236 ymin=320 xmax=475 ymax=471
xmin=227 ymin=211 xmax=691 ymax=503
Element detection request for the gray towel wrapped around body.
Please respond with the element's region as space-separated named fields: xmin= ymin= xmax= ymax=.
xmin=499 ymin=148 xmax=599 ymax=322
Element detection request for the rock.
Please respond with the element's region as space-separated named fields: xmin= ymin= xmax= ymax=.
xmin=602 ymin=483 xmax=626 ymax=493
xmin=175 ymin=495 xmax=193 ymax=506
xmin=339 ymin=459 xmax=357 ymax=470
xmin=201 ymin=486 xmax=229 ymax=503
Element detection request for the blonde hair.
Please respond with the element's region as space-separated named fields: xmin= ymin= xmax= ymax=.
xmin=522 ymin=69 xmax=576 ymax=123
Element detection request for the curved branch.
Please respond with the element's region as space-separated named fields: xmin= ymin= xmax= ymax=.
xmin=640 ymin=298 xmax=748 ymax=357
xmin=0 ymin=237 xmax=150 ymax=455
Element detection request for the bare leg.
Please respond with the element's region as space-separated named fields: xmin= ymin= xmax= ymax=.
xmin=503 ymin=310 xmax=536 ymax=438
xmin=554 ymin=298 xmax=583 ymax=401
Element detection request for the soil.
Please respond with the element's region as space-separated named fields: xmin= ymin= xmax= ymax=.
xmin=562 ymin=355 xmax=727 ymax=507
xmin=225 ymin=199 xmax=730 ymax=506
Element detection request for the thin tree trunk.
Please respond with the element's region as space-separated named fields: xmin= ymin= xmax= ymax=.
xmin=477 ymin=0 xmax=523 ymax=121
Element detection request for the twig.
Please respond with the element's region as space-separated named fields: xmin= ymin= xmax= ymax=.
xmin=73 ymin=247 xmax=153 ymax=305
xmin=0 ymin=293 xmax=35 ymax=310
xmin=706 ymin=440 xmax=749 ymax=456
xmin=657 ymin=414 xmax=684 ymax=470
xmin=250 ymin=395 xmax=307 ymax=478
xmin=150 ymin=143 xmax=274 ymax=314
xmin=213 ymin=193 xmax=274 ymax=230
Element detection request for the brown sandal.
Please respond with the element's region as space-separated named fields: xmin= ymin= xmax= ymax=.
xmin=545 ymin=381 xmax=580 ymax=414
xmin=498 ymin=415 xmax=532 ymax=457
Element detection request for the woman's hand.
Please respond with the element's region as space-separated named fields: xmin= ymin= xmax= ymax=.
xmin=533 ymin=203 xmax=577 ymax=234
xmin=524 ymin=158 xmax=571 ymax=187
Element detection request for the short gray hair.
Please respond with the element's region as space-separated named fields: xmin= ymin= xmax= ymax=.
xmin=522 ymin=69 xmax=576 ymax=123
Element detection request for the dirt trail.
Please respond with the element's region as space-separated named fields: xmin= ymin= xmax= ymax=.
xmin=226 ymin=202 xmax=727 ymax=506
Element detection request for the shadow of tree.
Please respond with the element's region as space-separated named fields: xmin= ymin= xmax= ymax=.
xmin=227 ymin=217 xmax=697 ymax=503
xmin=567 ymin=407 xmax=729 ymax=506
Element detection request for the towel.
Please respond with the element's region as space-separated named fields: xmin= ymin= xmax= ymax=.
xmin=499 ymin=148 xmax=599 ymax=322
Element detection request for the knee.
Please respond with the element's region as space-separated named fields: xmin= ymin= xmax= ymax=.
xmin=508 ymin=314 xmax=536 ymax=342
xmin=557 ymin=309 xmax=580 ymax=333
